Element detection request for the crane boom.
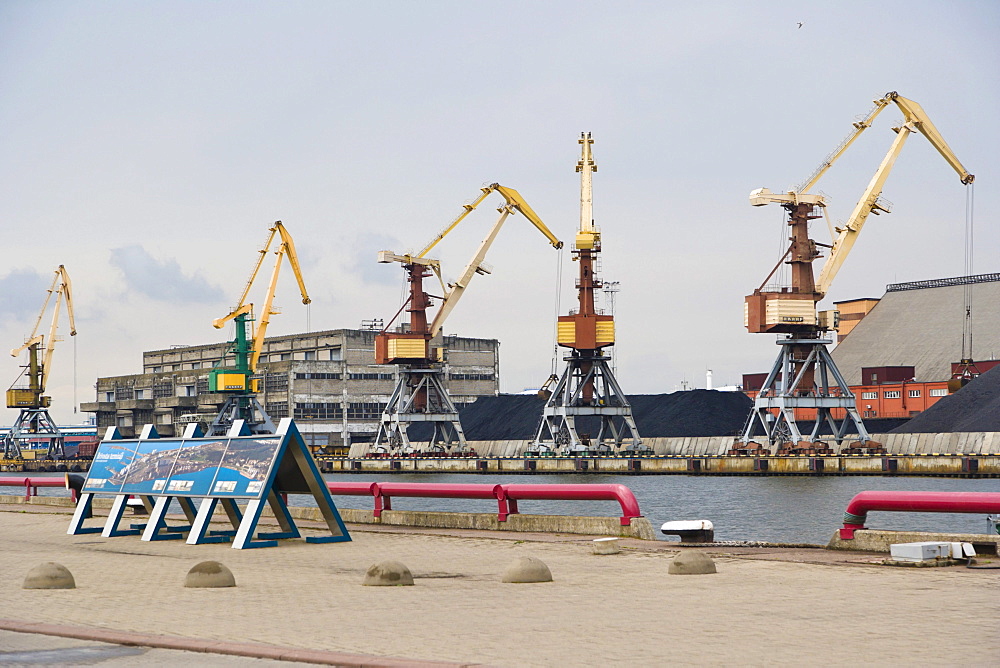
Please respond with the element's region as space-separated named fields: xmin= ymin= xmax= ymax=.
xmin=815 ymin=95 xmax=975 ymax=296
xmin=212 ymin=221 xmax=310 ymax=383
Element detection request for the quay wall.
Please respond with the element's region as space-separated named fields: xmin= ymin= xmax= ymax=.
xmin=372 ymin=432 xmax=1000 ymax=457
xmin=326 ymin=454 xmax=1000 ymax=476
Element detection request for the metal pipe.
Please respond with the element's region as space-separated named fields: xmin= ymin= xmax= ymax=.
xmin=0 ymin=476 xmax=66 ymax=501
xmin=325 ymin=481 xmax=641 ymax=524
xmin=505 ymin=483 xmax=642 ymax=526
xmin=840 ymin=491 xmax=1000 ymax=539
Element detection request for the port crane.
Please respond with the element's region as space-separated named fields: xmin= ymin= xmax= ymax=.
xmin=208 ymin=221 xmax=310 ymax=436
xmin=373 ymin=183 xmax=563 ymax=454
xmin=737 ymin=92 xmax=974 ymax=455
xmin=530 ymin=133 xmax=644 ymax=456
xmin=5 ymin=265 xmax=77 ymax=459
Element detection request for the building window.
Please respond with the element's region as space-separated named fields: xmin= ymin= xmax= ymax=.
xmin=190 ymin=362 xmax=201 ymax=370
xmin=908 ymin=389 xmax=921 ymax=398
xmin=449 ymin=373 xmax=495 ymax=381
xmin=266 ymin=402 xmax=290 ymax=419
xmin=883 ymin=391 xmax=900 ymax=399
xmin=152 ymin=366 xmax=162 ymax=373
xmin=179 ymin=385 xmax=196 ymax=397
xmin=115 ymin=387 xmax=134 ymax=401
xmin=264 ymin=373 xmax=288 ymax=392
xmin=329 ymin=348 xmax=343 ymax=361
xmin=280 ymin=353 xmax=292 ymax=361
xmin=153 ymin=383 xmax=173 ymax=398
xmin=294 ymin=402 xmax=343 ymax=420
xmin=103 ymin=392 xmax=114 ymax=402
xmin=304 ymin=351 xmax=316 ymax=361
xmin=295 ymin=372 xmax=341 ymax=380
xmin=347 ymin=402 xmax=387 ymax=419
xmin=930 ymin=388 xmax=947 ymax=397
xmin=861 ymin=392 xmax=877 ymax=400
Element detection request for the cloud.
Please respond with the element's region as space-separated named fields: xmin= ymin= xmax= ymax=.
xmin=352 ymin=233 xmax=406 ymax=287
xmin=110 ymin=245 xmax=225 ymax=303
xmin=0 ymin=268 xmax=52 ymax=321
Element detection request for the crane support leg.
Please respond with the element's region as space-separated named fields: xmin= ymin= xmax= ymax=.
xmin=732 ymin=337 xmax=884 ymax=456
xmin=4 ymin=408 xmax=65 ymax=459
xmin=209 ymin=395 xmax=276 ymax=437
xmin=529 ymin=352 xmax=646 ymax=456
xmin=373 ymin=367 xmax=468 ymax=455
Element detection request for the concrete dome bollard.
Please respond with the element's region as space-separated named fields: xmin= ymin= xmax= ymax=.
xmin=501 ymin=556 xmax=553 ymax=583
xmin=668 ymin=551 xmax=717 ymax=575
xmin=23 ymin=562 xmax=76 ymax=589
xmin=363 ymin=560 xmax=414 ymax=586
xmin=592 ymin=537 xmax=621 ymax=555
xmin=184 ymin=561 xmax=236 ymax=588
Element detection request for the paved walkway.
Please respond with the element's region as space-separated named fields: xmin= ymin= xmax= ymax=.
xmin=1 ymin=503 xmax=998 ymax=666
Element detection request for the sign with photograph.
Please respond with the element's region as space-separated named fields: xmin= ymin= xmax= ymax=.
xmin=70 ymin=418 xmax=350 ymax=549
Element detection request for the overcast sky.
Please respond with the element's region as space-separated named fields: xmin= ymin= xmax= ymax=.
xmin=2 ymin=1 xmax=998 ymax=425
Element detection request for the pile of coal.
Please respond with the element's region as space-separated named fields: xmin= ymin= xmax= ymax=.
xmin=410 ymin=390 xmax=754 ymax=441
xmin=890 ymin=366 xmax=1000 ymax=433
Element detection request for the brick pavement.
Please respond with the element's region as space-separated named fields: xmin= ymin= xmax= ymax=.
xmin=0 ymin=505 xmax=998 ymax=666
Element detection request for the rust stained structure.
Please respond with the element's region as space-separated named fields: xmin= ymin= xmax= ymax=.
xmin=531 ymin=133 xmax=643 ymax=456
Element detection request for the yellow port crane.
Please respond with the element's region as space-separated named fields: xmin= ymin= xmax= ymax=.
xmin=207 ymin=221 xmax=310 ymax=436
xmin=5 ymin=265 xmax=77 ymax=459
xmin=737 ymin=92 xmax=974 ymax=456
xmin=373 ymin=183 xmax=562 ymax=454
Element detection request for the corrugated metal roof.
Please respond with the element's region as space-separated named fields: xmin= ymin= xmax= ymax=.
xmin=831 ymin=274 xmax=1000 ymax=384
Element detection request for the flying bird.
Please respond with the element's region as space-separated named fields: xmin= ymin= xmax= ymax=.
xmin=797 ymin=22 xmax=803 ymax=28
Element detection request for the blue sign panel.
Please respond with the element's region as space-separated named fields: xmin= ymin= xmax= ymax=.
xmin=83 ymin=440 xmax=141 ymax=494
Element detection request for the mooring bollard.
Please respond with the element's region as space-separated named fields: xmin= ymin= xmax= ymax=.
xmin=660 ymin=520 xmax=714 ymax=543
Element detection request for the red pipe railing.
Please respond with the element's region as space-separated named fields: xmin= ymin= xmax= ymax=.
xmin=840 ymin=491 xmax=1000 ymax=539
xmin=0 ymin=476 xmax=69 ymax=502
xmin=1 ymin=477 xmax=643 ymax=526
xmin=327 ymin=481 xmax=642 ymax=525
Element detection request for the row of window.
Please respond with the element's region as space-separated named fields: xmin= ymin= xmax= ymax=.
xmin=292 ymin=402 xmax=388 ymax=420
xmin=348 ymin=373 xmax=395 ymax=380
xmin=296 ymin=372 xmax=342 ymax=380
xmin=860 ymin=388 xmax=948 ymax=400
xmin=148 ymin=348 xmax=345 ymax=374
xmin=449 ymin=373 xmax=494 ymax=381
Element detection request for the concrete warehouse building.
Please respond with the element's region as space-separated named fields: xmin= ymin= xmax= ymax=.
xmin=81 ymin=328 xmax=499 ymax=449
xmin=831 ymin=273 xmax=1000 ymax=385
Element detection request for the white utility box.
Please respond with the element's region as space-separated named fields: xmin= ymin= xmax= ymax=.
xmin=889 ymin=541 xmax=953 ymax=562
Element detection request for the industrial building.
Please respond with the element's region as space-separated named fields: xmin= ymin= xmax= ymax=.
xmin=81 ymin=328 xmax=499 ymax=449
xmin=831 ymin=273 xmax=1000 ymax=385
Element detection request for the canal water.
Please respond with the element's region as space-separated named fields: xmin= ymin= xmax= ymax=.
xmin=24 ymin=473 xmax=1000 ymax=545
xmin=314 ymin=473 xmax=1000 ymax=544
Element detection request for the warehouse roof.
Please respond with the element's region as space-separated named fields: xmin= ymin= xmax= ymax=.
xmin=831 ymin=273 xmax=1000 ymax=384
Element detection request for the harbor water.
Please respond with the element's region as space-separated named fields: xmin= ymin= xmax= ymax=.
xmin=19 ymin=472 xmax=999 ymax=544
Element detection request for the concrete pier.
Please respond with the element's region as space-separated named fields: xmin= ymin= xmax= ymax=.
xmin=0 ymin=501 xmax=997 ymax=666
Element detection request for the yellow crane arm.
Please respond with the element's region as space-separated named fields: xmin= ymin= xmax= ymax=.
xmin=891 ymin=93 xmax=975 ymax=185
xmin=428 ymin=186 xmax=562 ymax=337
xmin=816 ymin=94 xmax=975 ymax=296
xmin=9 ymin=265 xmax=77 ymax=392
xmin=815 ymin=124 xmax=911 ymax=297
xmin=797 ymin=95 xmax=893 ymax=194
xmin=213 ymin=221 xmax=311 ymax=374
xmin=249 ymin=222 xmax=310 ymax=373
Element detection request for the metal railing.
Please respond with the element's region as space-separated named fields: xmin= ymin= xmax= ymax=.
xmin=327 ymin=481 xmax=643 ymax=525
xmin=840 ymin=490 xmax=1000 ymax=539
xmin=1 ymin=477 xmax=643 ymax=526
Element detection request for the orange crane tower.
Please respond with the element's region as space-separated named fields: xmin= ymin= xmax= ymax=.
xmin=734 ymin=92 xmax=973 ymax=456
xmin=530 ymin=133 xmax=644 ymax=456
xmin=373 ymin=184 xmax=562 ymax=455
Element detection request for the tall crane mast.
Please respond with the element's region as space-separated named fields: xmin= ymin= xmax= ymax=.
xmin=373 ymin=183 xmax=562 ymax=454
xmin=735 ymin=92 xmax=974 ymax=456
xmin=208 ymin=221 xmax=310 ymax=436
xmin=530 ymin=133 xmax=644 ymax=456
xmin=5 ymin=265 xmax=77 ymax=459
